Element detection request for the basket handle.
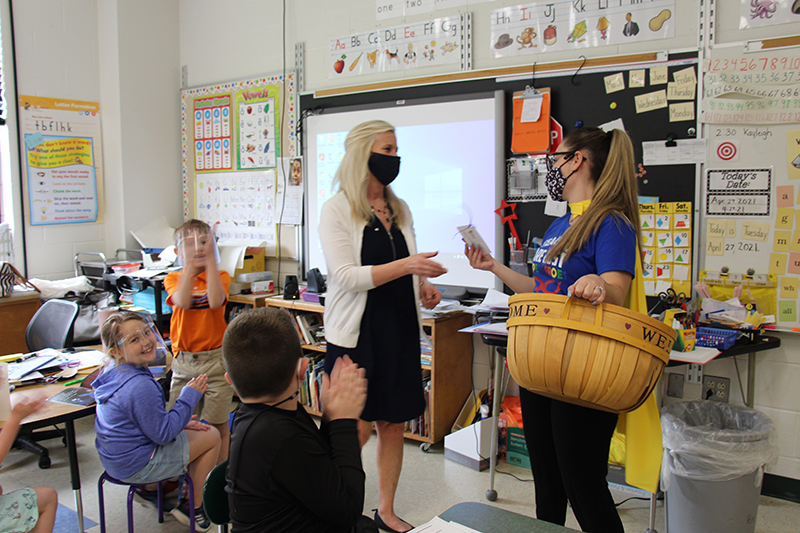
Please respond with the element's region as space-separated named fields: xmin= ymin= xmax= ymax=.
xmin=561 ymin=296 xmax=604 ymax=327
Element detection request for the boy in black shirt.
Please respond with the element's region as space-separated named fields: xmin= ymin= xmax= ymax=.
xmin=222 ymin=308 xmax=372 ymax=533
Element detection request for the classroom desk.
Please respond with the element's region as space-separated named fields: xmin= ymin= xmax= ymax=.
xmin=3 ymin=383 xmax=96 ymax=533
xmin=438 ymin=502 xmax=580 ymax=532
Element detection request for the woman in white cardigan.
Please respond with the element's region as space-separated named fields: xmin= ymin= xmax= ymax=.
xmin=319 ymin=120 xmax=446 ymax=533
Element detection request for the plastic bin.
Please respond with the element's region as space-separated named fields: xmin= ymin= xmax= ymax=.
xmin=695 ymin=327 xmax=738 ymax=350
xmin=661 ymin=401 xmax=779 ymax=533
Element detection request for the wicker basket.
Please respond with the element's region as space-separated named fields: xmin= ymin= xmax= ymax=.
xmin=506 ymin=293 xmax=676 ymax=413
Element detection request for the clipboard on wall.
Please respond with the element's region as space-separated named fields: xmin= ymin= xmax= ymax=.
xmin=511 ymin=87 xmax=551 ymax=154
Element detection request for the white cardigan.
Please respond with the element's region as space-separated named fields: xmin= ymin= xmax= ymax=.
xmin=319 ymin=192 xmax=422 ymax=348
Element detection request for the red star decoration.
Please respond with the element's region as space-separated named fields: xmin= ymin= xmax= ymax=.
xmin=495 ymin=200 xmax=522 ymax=250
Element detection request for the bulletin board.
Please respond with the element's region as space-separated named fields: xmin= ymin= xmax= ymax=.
xmin=180 ymin=72 xmax=297 ymax=254
xmin=301 ymin=52 xmax=700 ymax=294
xmin=698 ymin=46 xmax=800 ymax=330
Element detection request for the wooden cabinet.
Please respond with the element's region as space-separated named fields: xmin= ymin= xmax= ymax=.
xmin=226 ymin=294 xmax=473 ymax=444
xmin=0 ymin=290 xmax=40 ymax=354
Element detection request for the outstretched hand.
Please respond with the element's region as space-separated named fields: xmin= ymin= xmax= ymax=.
xmin=185 ymin=414 xmax=211 ymax=431
xmin=320 ymin=355 xmax=367 ymax=422
xmin=10 ymin=394 xmax=47 ymax=421
xmin=405 ymin=252 xmax=447 ymax=278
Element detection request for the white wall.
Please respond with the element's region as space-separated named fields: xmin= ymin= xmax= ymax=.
xmin=4 ymin=0 xmax=180 ymax=280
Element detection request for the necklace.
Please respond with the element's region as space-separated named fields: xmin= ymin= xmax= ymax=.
xmin=370 ymin=203 xmax=392 ymax=225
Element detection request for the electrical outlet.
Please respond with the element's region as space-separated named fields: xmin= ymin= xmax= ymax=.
xmin=666 ymin=372 xmax=685 ymax=398
xmin=703 ymin=375 xmax=730 ymax=403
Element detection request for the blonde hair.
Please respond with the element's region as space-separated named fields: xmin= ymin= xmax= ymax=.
xmin=99 ymin=311 xmax=147 ymax=366
xmin=333 ymin=120 xmax=406 ymax=226
xmin=545 ymin=127 xmax=640 ymax=261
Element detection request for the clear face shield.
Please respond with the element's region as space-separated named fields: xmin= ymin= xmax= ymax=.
xmin=176 ymin=227 xmax=220 ymax=267
xmin=116 ymin=315 xmax=169 ymax=365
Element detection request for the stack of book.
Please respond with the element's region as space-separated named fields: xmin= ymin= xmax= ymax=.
xmin=295 ymin=312 xmax=326 ymax=348
xmin=299 ymin=356 xmax=325 ymax=413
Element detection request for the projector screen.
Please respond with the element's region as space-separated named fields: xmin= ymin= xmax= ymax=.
xmin=304 ymin=92 xmax=504 ymax=293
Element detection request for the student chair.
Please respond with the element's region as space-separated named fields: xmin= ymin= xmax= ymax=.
xmin=13 ymin=299 xmax=80 ymax=468
xmin=202 ymin=460 xmax=230 ymax=532
xmin=98 ymin=471 xmax=195 ymax=533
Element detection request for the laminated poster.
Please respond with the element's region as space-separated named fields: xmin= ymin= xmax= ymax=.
xmin=19 ymin=96 xmax=103 ymax=226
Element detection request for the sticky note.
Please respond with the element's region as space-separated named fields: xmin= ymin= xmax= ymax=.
xmin=650 ymin=66 xmax=668 ymax=85
xmin=770 ymin=253 xmax=787 ymax=276
xmin=629 ymin=70 xmax=645 ymax=88
xmin=667 ymin=82 xmax=696 ymax=100
xmin=741 ymin=220 xmax=770 ymax=241
xmin=789 ymin=252 xmax=800 ymax=275
xmin=640 ymin=214 xmax=655 ymax=230
xmin=792 ymin=230 xmax=800 ymax=251
xmin=673 ymin=265 xmax=690 ymax=281
xmin=642 ymin=263 xmax=655 ymax=279
xmin=776 ymin=207 xmax=794 ymax=229
xmin=781 ymin=277 xmax=799 ymax=299
xmin=642 ymin=248 xmax=655 ymax=264
xmin=658 ymin=247 xmax=674 ymax=263
xmin=669 ymin=102 xmax=695 ymax=122
xmin=656 ymin=231 xmax=673 ymax=247
xmin=706 ymin=237 xmax=724 ymax=256
xmin=656 ymin=264 xmax=672 ymax=279
xmin=642 ymin=231 xmax=655 ymax=247
xmin=673 ymin=67 xmax=697 ymax=85
xmin=775 ymin=230 xmax=792 ymax=252
xmin=787 ymin=128 xmax=800 ymax=181
xmin=604 ymin=73 xmax=625 ymax=94
xmin=777 ymin=185 xmax=794 ymax=208
xmin=656 ymin=214 xmax=671 ymax=230
xmin=779 ymin=300 xmax=797 ymax=323
xmin=635 ymin=90 xmax=668 ymax=113
xmin=25 ymin=132 xmax=45 ymax=150
xmin=706 ymin=219 xmax=726 ymax=238
xmin=727 ymin=220 xmax=737 ymax=238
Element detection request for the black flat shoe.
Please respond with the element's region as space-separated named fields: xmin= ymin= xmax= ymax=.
xmin=373 ymin=510 xmax=413 ymax=533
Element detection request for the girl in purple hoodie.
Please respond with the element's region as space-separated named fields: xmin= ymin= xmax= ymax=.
xmin=93 ymin=312 xmax=220 ymax=531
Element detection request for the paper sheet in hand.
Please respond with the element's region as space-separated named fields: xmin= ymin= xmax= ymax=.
xmin=457 ymin=225 xmax=490 ymax=255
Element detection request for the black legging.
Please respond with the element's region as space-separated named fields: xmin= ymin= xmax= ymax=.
xmin=519 ymin=388 xmax=624 ymax=533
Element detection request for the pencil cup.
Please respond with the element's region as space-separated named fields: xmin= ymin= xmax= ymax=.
xmin=509 ymin=250 xmax=528 ymax=276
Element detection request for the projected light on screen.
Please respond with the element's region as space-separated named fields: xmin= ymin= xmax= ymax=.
xmin=305 ymin=94 xmax=503 ymax=293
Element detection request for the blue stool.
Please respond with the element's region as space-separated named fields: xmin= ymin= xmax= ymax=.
xmin=97 ymin=471 xmax=195 ymax=533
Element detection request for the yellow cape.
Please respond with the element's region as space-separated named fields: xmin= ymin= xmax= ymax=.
xmin=569 ymin=199 xmax=662 ymax=494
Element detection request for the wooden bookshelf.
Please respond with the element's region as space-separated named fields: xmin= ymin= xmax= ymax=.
xmin=228 ymin=294 xmax=473 ymax=443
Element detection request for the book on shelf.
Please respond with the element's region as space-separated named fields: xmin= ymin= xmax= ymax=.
xmin=297 ymin=312 xmax=326 ymax=347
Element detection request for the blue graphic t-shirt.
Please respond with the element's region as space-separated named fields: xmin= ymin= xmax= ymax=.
xmin=530 ymin=213 xmax=636 ymax=295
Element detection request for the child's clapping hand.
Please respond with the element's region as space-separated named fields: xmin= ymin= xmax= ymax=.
xmin=10 ymin=394 xmax=47 ymax=421
xmin=320 ymin=355 xmax=367 ymax=422
xmin=185 ymin=414 xmax=211 ymax=431
xmin=187 ymin=374 xmax=209 ymax=395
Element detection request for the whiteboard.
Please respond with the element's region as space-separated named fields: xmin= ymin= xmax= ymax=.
xmin=699 ymin=46 xmax=800 ymax=329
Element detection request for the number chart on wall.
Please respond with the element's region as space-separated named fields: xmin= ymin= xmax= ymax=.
xmin=700 ymin=47 xmax=800 ymax=329
xmin=181 ymin=73 xmax=296 ymax=249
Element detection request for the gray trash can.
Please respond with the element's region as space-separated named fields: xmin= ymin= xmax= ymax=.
xmin=661 ymin=401 xmax=779 ymax=533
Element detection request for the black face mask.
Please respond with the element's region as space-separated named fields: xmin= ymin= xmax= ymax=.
xmin=368 ymin=152 xmax=401 ymax=186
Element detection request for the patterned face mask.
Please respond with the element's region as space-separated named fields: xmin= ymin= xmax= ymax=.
xmin=544 ymin=151 xmax=576 ymax=202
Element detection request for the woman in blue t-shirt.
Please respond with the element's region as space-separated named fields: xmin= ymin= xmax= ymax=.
xmin=466 ymin=126 xmax=639 ymax=533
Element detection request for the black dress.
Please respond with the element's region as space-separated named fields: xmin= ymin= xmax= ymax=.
xmin=324 ymin=216 xmax=425 ymax=423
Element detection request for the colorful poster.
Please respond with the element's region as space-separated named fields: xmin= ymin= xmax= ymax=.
xmin=739 ymin=0 xmax=800 ymax=29
xmin=235 ymin=86 xmax=277 ymax=169
xmin=193 ymin=95 xmax=232 ymax=171
xmin=329 ymin=17 xmax=461 ymax=79
xmin=490 ymin=0 xmax=675 ymax=58
xmin=18 ymin=95 xmax=103 ymax=226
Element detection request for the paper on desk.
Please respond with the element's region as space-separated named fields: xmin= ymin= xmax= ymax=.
xmin=130 ymin=216 xmax=175 ymax=250
xmin=8 ymin=352 xmax=59 ymax=382
xmin=409 ymin=516 xmax=482 ymax=533
xmin=669 ymin=346 xmax=721 ymax=365
xmin=459 ymin=321 xmax=509 ymax=336
xmin=217 ymin=242 xmax=266 ymax=277
xmin=479 ymin=288 xmax=509 ymax=310
xmin=70 ymin=350 xmax=105 ymax=370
